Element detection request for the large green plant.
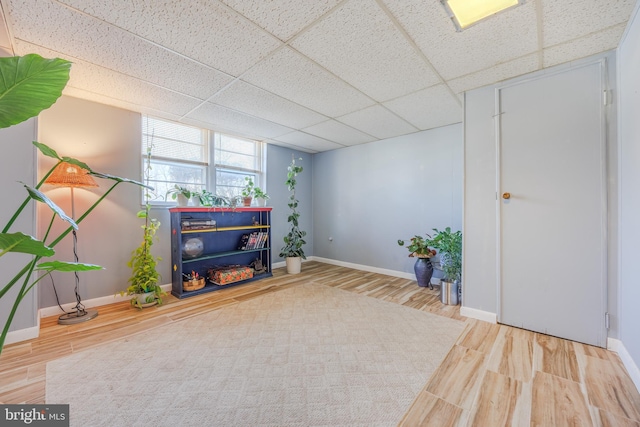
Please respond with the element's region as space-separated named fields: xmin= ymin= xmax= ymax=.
xmin=0 ymin=54 xmax=147 ymax=355
xmin=430 ymin=227 xmax=463 ymax=281
xmin=279 ymin=156 xmax=306 ymax=259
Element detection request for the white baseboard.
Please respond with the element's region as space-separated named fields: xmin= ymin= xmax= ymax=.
xmin=607 ymin=337 xmax=640 ymax=394
xmin=39 ymin=283 xmax=173 ymax=318
xmin=460 ymin=306 xmax=497 ymax=323
xmin=4 ymin=315 xmax=40 ymax=345
xmin=310 ymin=256 xmax=416 ymax=280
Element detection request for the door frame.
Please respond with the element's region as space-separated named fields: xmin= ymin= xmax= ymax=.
xmin=493 ymin=58 xmax=609 ymax=346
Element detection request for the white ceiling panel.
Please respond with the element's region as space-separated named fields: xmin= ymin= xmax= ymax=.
xmin=211 ymin=81 xmax=328 ymax=130
xmin=337 ymin=105 xmax=417 ymax=140
xmin=383 ymin=0 xmax=540 ymax=81
xmin=53 ymin=0 xmax=282 ymax=76
xmin=241 ymin=47 xmax=375 ymax=117
xmin=273 ymin=131 xmax=345 ymax=152
xmin=383 ymin=85 xmax=462 ymax=130
xmin=186 ymin=102 xmax=293 ymax=140
xmin=447 ymin=53 xmax=540 ymax=95
xmin=542 ymin=0 xmax=636 ymax=47
xmin=302 ymin=120 xmax=376 ymax=146
xmin=1 ymin=0 xmax=635 ymax=152
xmin=291 ymin=0 xmax=441 ymax=102
xmin=543 ymin=23 xmax=627 ymax=68
xmin=219 ymin=0 xmax=342 ymax=42
xmin=264 ymin=138 xmax=319 ymax=154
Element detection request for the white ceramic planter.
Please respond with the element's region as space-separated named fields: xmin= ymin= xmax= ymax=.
xmin=176 ymin=194 xmax=188 ymax=207
xmin=285 ymin=257 xmax=302 ymax=274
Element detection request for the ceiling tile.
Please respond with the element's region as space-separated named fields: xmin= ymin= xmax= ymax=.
xmin=383 ymin=85 xmax=462 ymax=130
xmin=543 ymin=24 xmax=627 ymax=68
xmin=51 ymin=0 xmax=282 ymax=76
xmin=272 ymin=131 xmax=345 ymax=152
xmin=383 ymin=0 xmax=539 ymax=80
xmin=211 ymin=81 xmax=328 ymax=130
xmin=542 ymin=0 xmax=636 ymax=47
xmin=302 ymin=120 xmax=376 ymax=146
xmin=241 ymin=47 xmax=375 ymax=117
xmin=337 ymin=105 xmax=417 ymax=140
xmin=291 ymin=0 xmax=440 ymax=102
xmin=186 ymin=102 xmax=293 ymax=139
xmin=219 ymin=0 xmax=342 ymax=42
xmin=264 ymin=139 xmax=319 ymax=154
xmin=447 ymin=53 xmax=539 ymax=94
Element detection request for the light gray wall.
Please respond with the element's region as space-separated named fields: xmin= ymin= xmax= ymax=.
xmin=267 ymin=144 xmax=314 ymax=262
xmin=464 ymin=52 xmax=620 ymax=336
xmin=36 ymin=96 xmax=171 ymax=306
xmin=0 ymin=117 xmax=38 ymax=332
xmin=618 ymin=2 xmax=640 ymax=372
xmin=312 ymin=125 xmax=462 ymax=274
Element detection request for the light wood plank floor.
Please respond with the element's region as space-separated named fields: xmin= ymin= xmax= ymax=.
xmin=1 ymin=261 xmax=639 ymax=426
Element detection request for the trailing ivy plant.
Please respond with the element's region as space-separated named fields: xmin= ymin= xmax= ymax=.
xmin=279 ymin=156 xmax=306 ymax=259
xmin=0 ymin=54 xmax=147 ymax=355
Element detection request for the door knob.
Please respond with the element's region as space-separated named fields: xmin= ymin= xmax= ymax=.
xmin=502 ymin=192 xmax=511 ymax=200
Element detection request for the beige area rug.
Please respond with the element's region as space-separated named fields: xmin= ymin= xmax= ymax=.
xmin=46 ymin=283 xmax=464 ymax=427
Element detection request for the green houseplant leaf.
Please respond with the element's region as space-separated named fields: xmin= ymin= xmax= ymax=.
xmin=0 ymin=232 xmax=54 ymax=257
xmin=0 ymin=54 xmax=71 ymax=129
xmin=36 ymin=261 xmax=103 ymax=272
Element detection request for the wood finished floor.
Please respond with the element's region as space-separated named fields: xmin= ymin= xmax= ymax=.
xmin=1 ymin=261 xmax=639 ymax=426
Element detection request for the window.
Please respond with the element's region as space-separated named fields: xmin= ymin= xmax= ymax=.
xmin=214 ymin=134 xmax=263 ymax=199
xmin=142 ymin=116 xmax=264 ymax=204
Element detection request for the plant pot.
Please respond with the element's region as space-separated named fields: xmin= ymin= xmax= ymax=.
xmin=255 ymin=197 xmax=267 ymax=207
xmin=135 ymin=291 xmax=158 ymax=308
xmin=176 ymin=194 xmax=189 ymax=207
xmin=440 ymin=279 xmax=460 ymax=305
xmin=243 ymin=196 xmax=252 ymax=207
xmin=190 ymin=195 xmax=201 ymax=207
xmin=414 ymin=257 xmax=434 ymax=289
xmin=285 ymin=257 xmax=301 ymax=274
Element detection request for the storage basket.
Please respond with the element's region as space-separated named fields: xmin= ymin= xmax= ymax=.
xmin=183 ymin=277 xmax=205 ymax=291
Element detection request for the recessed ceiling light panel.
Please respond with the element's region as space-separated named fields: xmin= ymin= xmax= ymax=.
xmin=441 ymin=0 xmax=525 ymax=31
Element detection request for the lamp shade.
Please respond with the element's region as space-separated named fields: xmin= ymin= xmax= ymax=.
xmin=44 ymin=162 xmax=98 ymax=188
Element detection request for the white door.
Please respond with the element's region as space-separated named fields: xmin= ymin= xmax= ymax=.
xmin=497 ymin=61 xmax=607 ymax=347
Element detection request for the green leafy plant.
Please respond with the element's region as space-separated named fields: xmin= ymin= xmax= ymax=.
xmin=121 ymin=143 xmax=164 ymax=308
xmin=241 ymin=177 xmax=256 ymax=198
xmin=397 ymin=234 xmax=437 ymax=258
xmin=430 ymin=227 xmax=462 ymax=281
xmin=279 ymin=157 xmax=306 ymax=259
xmin=165 ymin=184 xmax=192 ymax=201
xmin=198 ymin=189 xmax=230 ymax=207
xmin=0 ymin=53 xmax=148 ymax=355
xmin=253 ymin=186 xmax=269 ymax=200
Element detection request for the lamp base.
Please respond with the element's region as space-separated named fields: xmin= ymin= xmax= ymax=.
xmin=58 ymin=309 xmax=99 ymax=325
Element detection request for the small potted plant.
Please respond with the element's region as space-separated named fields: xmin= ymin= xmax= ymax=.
xmin=241 ymin=177 xmax=255 ymax=206
xmin=166 ymin=185 xmax=191 ymax=206
xmin=254 ymin=186 xmax=270 ymax=207
xmin=279 ymin=156 xmax=306 ymax=274
xmin=429 ymin=227 xmax=462 ymax=304
xmin=398 ymin=234 xmax=437 ymax=288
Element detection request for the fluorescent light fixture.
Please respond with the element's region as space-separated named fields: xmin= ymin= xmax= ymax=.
xmin=441 ymin=0 xmax=524 ymax=31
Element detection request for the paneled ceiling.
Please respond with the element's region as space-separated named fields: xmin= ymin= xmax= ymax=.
xmin=0 ymin=0 xmax=636 ymax=153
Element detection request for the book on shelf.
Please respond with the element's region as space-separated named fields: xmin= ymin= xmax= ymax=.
xmin=237 ymin=233 xmax=250 ymax=250
xmin=238 ymin=231 xmax=269 ymax=251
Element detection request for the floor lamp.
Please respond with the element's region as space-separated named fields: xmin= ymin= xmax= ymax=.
xmin=44 ymin=162 xmax=99 ymax=325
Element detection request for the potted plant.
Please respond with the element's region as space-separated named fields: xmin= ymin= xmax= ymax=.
xmin=189 ymin=190 xmax=201 ymax=207
xmin=279 ymin=156 xmax=306 ymax=274
xmin=429 ymin=227 xmax=462 ymax=304
xmin=254 ymin=186 xmax=269 ymax=207
xmin=397 ymin=234 xmax=437 ymax=288
xmin=166 ymin=185 xmax=191 ymax=206
xmin=121 ymin=145 xmax=164 ymax=308
xmin=241 ymin=177 xmax=255 ymax=206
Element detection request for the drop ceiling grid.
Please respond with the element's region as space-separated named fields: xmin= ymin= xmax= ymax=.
xmin=186 ymin=102 xmax=294 ymax=140
xmin=53 ymin=0 xmax=283 ymax=77
xmin=337 ymin=104 xmax=418 ymax=140
xmin=383 ymin=84 xmax=462 ymax=130
xmin=241 ymin=46 xmax=376 ymax=118
xmin=541 ymin=0 xmax=637 ymax=47
xmin=290 ymin=0 xmax=441 ymax=103
xmin=272 ymin=130 xmax=345 ymax=152
xmin=218 ymin=0 xmax=343 ymax=42
xmin=302 ymin=119 xmax=377 ymax=146
xmin=382 ymin=0 xmax=540 ymax=82
xmin=210 ymin=80 xmax=330 ymax=130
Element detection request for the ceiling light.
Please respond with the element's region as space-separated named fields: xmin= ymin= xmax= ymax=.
xmin=441 ymin=0 xmax=524 ymax=31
